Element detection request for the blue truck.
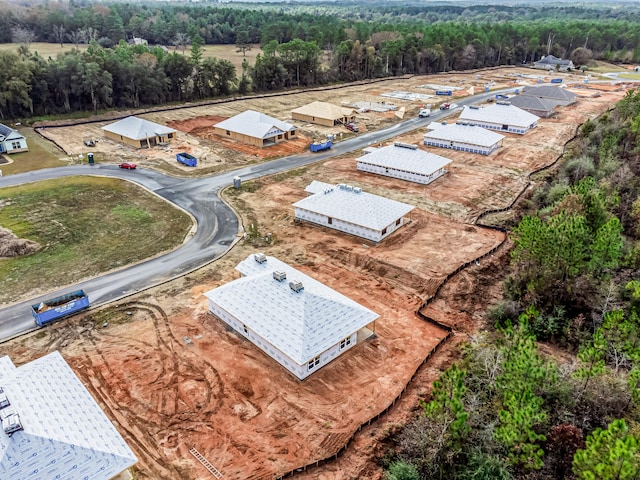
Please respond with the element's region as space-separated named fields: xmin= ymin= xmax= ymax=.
xmin=31 ymin=290 xmax=90 ymax=326
xmin=309 ymin=140 xmax=332 ymax=152
xmin=176 ymin=152 xmax=197 ymax=167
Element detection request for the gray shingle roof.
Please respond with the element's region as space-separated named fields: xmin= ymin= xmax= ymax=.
xmin=215 ymin=110 xmax=296 ymax=139
xmin=101 ymin=116 xmax=176 ymax=140
xmin=521 ymin=85 xmax=577 ymax=102
xmin=293 ymin=182 xmax=415 ymax=231
xmin=205 ymin=255 xmax=379 ymax=364
xmin=0 ymin=123 xmax=24 ymax=142
xmin=508 ymin=95 xmax=559 ymax=113
xmin=357 ymin=144 xmax=451 ymax=175
xmin=459 ymin=103 xmax=540 ymax=128
xmin=535 ymin=55 xmax=572 ymax=66
xmin=0 ymin=352 xmax=137 ymax=480
xmin=424 ymin=123 xmax=505 ymax=147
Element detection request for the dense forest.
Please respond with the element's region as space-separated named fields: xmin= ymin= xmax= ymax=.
xmin=2 ymin=1 xmax=640 ymax=118
xmin=384 ymin=88 xmax=640 ymax=480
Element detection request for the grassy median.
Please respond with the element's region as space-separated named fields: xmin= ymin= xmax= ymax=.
xmin=0 ymin=176 xmax=192 ymax=305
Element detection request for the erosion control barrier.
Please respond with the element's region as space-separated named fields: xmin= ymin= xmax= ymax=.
xmin=276 ymin=105 xmax=595 ymax=480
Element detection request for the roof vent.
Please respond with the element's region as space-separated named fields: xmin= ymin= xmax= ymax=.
xmin=0 ymin=408 xmax=23 ymax=436
xmin=254 ymin=253 xmax=267 ymax=264
xmin=393 ymin=142 xmax=418 ymax=150
xmin=496 ymin=101 xmax=511 ymax=105
xmin=289 ymin=280 xmax=304 ymax=293
xmin=273 ymin=271 xmax=286 ymax=282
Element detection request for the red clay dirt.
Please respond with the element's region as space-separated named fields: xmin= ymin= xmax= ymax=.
xmin=2 ymin=69 xmax=633 ymax=480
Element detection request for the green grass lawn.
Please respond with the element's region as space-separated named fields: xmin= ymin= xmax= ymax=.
xmin=0 ymin=176 xmax=192 ymax=305
xmin=0 ymin=126 xmax=72 ymax=175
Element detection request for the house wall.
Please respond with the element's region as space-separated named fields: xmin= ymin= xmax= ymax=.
xmin=1 ymin=138 xmax=28 ymax=154
xmin=292 ymin=112 xmax=335 ymax=127
xmin=357 ymin=161 xmax=447 ymax=185
xmin=207 ymin=300 xmax=357 ymax=380
xmin=460 ymin=119 xmax=537 ymax=135
xmin=294 ymin=206 xmax=405 ymax=242
xmin=103 ymin=131 xmax=147 ymax=149
xmin=423 ymin=136 xmax=501 ymax=155
xmin=292 ymin=112 xmax=355 ymax=127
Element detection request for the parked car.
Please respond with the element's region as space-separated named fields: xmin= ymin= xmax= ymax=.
xmin=118 ymin=162 xmax=137 ymax=169
xmin=418 ymin=108 xmax=431 ymax=118
xmin=345 ymin=122 xmax=359 ymax=132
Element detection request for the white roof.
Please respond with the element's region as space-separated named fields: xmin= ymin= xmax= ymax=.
xmin=459 ymin=103 xmax=540 ymax=128
xmin=291 ymin=101 xmax=355 ymax=119
xmin=205 ymin=255 xmax=379 ymax=364
xmin=423 ymin=123 xmax=505 ymax=147
xmin=215 ymin=110 xmax=296 ymax=139
xmin=101 ymin=116 xmax=176 ymax=140
xmin=294 ymin=182 xmax=415 ymax=231
xmin=0 ymin=352 xmax=137 ymax=480
xmin=357 ymin=144 xmax=451 ymax=175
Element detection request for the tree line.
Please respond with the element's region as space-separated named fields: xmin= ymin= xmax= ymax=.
xmin=2 ymin=2 xmax=640 ymax=119
xmin=384 ymin=88 xmax=640 ymax=480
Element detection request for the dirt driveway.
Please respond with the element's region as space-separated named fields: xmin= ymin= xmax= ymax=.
xmin=4 ymin=70 xmax=632 ymax=479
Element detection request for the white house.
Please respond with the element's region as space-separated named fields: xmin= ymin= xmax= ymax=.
xmin=423 ymin=123 xmax=505 ymax=155
xmin=204 ymin=254 xmax=379 ymax=380
xmin=293 ymin=181 xmax=415 ymax=242
xmin=357 ymin=143 xmax=452 ymax=185
xmin=458 ymin=103 xmax=540 ymax=134
xmin=0 ymin=351 xmax=137 ymax=480
xmin=0 ymin=123 xmax=28 ymax=154
xmin=213 ymin=110 xmax=297 ymax=147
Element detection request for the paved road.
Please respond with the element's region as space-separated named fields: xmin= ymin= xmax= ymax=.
xmin=0 ymin=88 xmax=512 ymax=341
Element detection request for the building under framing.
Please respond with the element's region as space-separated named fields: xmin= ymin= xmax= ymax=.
xmin=102 ymin=116 xmax=177 ymax=149
xmin=0 ymin=351 xmax=137 ymax=480
xmin=423 ymin=122 xmax=505 ymax=155
xmin=213 ymin=110 xmax=297 ymax=148
xmin=204 ymin=254 xmax=379 ymax=380
xmin=458 ymin=102 xmax=540 ymax=134
xmin=293 ymin=181 xmax=415 ymax=242
xmin=291 ymin=101 xmax=357 ymax=127
xmin=357 ymin=143 xmax=451 ymax=185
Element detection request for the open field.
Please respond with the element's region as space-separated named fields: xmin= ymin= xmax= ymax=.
xmin=0 ymin=42 xmax=262 ymax=72
xmin=1 ymin=68 xmax=633 ymax=479
xmin=0 ymin=176 xmax=192 ymax=305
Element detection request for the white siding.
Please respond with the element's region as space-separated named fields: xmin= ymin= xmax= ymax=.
xmin=357 ymin=161 xmax=447 ymax=185
xmin=459 ymin=119 xmax=537 ymax=135
xmin=208 ymin=300 xmax=357 ymax=380
xmin=294 ymin=206 xmax=405 ymax=242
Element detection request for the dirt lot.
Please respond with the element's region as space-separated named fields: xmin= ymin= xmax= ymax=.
xmin=3 ymin=69 xmax=633 ymax=479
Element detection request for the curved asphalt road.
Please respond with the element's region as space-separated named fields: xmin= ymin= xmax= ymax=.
xmin=0 ymin=88 xmax=512 ymax=341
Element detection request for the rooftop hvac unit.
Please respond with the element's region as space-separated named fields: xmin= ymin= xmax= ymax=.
xmin=0 ymin=389 xmax=9 ymax=409
xmin=1 ymin=411 xmax=23 ymax=436
xmin=353 ymin=187 xmax=362 ymax=193
xmin=469 ymin=105 xmax=480 ymax=110
xmin=254 ymin=253 xmax=267 ymax=264
xmin=289 ymin=280 xmax=304 ymax=293
xmin=273 ymin=271 xmax=287 ymax=282
xmin=393 ymin=142 xmax=418 ymax=150
xmin=345 ymin=185 xmax=354 ymax=191
xmin=496 ymin=101 xmax=511 ymax=105
xmin=337 ymin=183 xmax=347 ymax=189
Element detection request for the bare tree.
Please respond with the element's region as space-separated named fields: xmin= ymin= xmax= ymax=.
xmin=67 ymin=29 xmax=85 ymax=48
xmin=11 ymin=27 xmax=35 ymax=49
xmin=86 ymin=27 xmax=98 ymax=44
xmin=173 ymin=32 xmax=190 ymax=54
xmin=52 ymin=25 xmax=66 ymax=47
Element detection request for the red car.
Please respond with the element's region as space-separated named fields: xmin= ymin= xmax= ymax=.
xmin=345 ymin=122 xmax=359 ymax=132
xmin=118 ymin=162 xmax=137 ymax=170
